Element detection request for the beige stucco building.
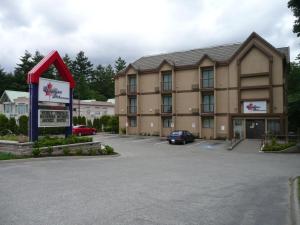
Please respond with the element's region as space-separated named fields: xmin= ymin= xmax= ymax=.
xmin=115 ymin=32 xmax=289 ymax=139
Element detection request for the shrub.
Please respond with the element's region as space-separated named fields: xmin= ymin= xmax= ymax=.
xmin=110 ymin=116 xmax=119 ymax=134
xmin=0 ymin=114 xmax=9 ymax=132
xmin=63 ymin=147 xmax=70 ymax=155
xmin=73 ymin=116 xmax=78 ymax=126
xmin=33 ymin=135 xmax=92 ymax=148
xmin=18 ymin=115 xmax=28 ymax=135
xmin=32 ymin=148 xmax=41 ymax=157
xmin=8 ymin=117 xmax=18 ymax=134
xmin=105 ymin=145 xmax=114 ymax=154
xmin=100 ymin=115 xmax=111 ymax=130
xmin=87 ymin=119 xmax=92 ymax=128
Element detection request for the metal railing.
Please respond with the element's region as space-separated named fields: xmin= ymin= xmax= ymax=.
xmin=127 ymin=85 xmax=137 ymax=94
xmin=161 ymin=104 xmax=172 ymax=113
xmin=201 ymin=104 xmax=214 ymax=113
xmin=127 ymin=105 xmax=137 ymax=114
xmin=161 ymin=82 xmax=172 ymax=92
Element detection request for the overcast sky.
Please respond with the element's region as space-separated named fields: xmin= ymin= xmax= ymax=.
xmin=0 ymin=0 xmax=299 ymax=72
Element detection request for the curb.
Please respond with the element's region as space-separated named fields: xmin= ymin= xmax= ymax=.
xmin=0 ymin=153 xmax=120 ymax=164
xmin=290 ymin=177 xmax=300 ymax=225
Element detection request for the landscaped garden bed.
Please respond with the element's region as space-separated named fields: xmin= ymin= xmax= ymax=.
xmin=262 ymin=137 xmax=297 ymax=152
xmin=0 ymin=135 xmax=117 ymax=160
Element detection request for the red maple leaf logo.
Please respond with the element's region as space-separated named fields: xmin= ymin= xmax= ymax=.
xmin=45 ymin=82 xmax=53 ymax=96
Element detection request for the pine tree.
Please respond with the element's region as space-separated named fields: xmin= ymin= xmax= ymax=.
xmin=72 ymin=51 xmax=93 ymax=99
xmin=114 ymin=57 xmax=126 ymax=73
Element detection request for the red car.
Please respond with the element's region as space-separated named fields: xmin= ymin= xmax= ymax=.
xmin=72 ymin=125 xmax=97 ymax=136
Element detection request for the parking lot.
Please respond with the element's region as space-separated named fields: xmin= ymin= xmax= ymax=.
xmin=0 ymin=134 xmax=299 ymax=225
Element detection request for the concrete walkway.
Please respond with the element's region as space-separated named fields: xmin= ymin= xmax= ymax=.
xmin=234 ymin=139 xmax=262 ymax=153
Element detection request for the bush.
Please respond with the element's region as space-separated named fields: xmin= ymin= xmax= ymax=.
xmin=73 ymin=116 xmax=78 ymax=126
xmin=33 ymin=135 xmax=92 ymax=148
xmin=63 ymin=147 xmax=70 ymax=155
xmin=0 ymin=114 xmax=9 ymax=132
xmin=105 ymin=145 xmax=114 ymax=154
xmin=87 ymin=119 xmax=92 ymax=128
xmin=18 ymin=115 xmax=28 ymax=135
xmin=32 ymin=148 xmax=41 ymax=157
xmin=263 ymin=142 xmax=296 ymax=151
xmin=8 ymin=117 xmax=18 ymax=134
xmin=110 ymin=116 xmax=119 ymax=134
xmin=100 ymin=115 xmax=111 ymax=131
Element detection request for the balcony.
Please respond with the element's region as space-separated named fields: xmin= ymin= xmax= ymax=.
xmin=127 ymin=85 xmax=137 ymax=95
xmin=161 ymin=104 xmax=172 ymax=114
xmin=127 ymin=105 xmax=137 ymax=115
xmin=201 ymin=104 xmax=214 ymax=113
xmin=161 ymin=82 xmax=172 ymax=93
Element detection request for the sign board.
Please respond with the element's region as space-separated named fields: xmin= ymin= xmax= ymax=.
xmin=38 ymin=78 xmax=70 ymax=103
xmin=243 ymin=101 xmax=267 ymax=113
xmin=38 ymin=109 xmax=70 ymax=127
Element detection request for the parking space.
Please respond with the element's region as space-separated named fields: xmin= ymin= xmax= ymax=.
xmin=1 ymin=133 xmax=300 ymax=225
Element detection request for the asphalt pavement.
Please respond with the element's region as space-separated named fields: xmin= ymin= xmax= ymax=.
xmin=0 ymin=134 xmax=299 ymax=225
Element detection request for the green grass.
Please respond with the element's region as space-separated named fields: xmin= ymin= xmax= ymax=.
xmin=262 ymin=142 xmax=296 ymax=152
xmin=0 ymin=152 xmax=17 ymax=160
xmin=0 ymin=135 xmax=28 ymax=142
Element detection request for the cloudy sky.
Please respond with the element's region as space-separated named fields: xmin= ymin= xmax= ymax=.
xmin=0 ymin=0 xmax=298 ymax=72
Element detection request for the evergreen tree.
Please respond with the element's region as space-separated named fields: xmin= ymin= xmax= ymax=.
xmin=13 ymin=51 xmax=35 ymax=91
xmin=72 ymin=51 xmax=93 ymax=99
xmin=114 ymin=57 xmax=126 ymax=73
xmin=288 ymin=0 xmax=300 ymax=37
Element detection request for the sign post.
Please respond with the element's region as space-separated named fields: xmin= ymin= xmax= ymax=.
xmin=27 ymin=51 xmax=75 ymax=142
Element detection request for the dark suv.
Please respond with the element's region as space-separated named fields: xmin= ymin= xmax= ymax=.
xmin=167 ymin=130 xmax=195 ymax=145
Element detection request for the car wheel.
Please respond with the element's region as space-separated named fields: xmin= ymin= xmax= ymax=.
xmin=169 ymin=141 xmax=172 ymax=144
xmin=182 ymin=140 xmax=186 ymax=145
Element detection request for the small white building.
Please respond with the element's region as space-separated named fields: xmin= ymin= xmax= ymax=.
xmin=0 ymin=90 xmax=115 ymax=121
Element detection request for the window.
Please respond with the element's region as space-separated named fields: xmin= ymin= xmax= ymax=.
xmin=162 ymin=72 xmax=172 ymax=91
xmin=128 ymin=76 xmax=137 ymax=93
xmin=128 ymin=97 xmax=137 ymax=113
xmin=4 ymin=104 xmax=12 ymax=113
xmin=129 ymin=117 xmax=137 ymax=127
xmin=162 ymin=95 xmax=172 ymax=113
xmin=202 ymin=117 xmax=214 ymax=128
xmin=202 ymin=95 xmax=214 ymax=112
xmin=163 ymin=117 xmax=172 ymax=128
xmin=267 ymin=119 xmax=280 ymax=135
xmin=16 ymin=104 xmax=27 ymax=115
xmin=202 ymin=68 xmax=214 ymax=88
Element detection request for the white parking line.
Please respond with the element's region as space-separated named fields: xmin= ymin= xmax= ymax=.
xmin=154 ymin=141 xmax=168 ymax=145
xmin=186 ymin=140 xmax=207 ymax=148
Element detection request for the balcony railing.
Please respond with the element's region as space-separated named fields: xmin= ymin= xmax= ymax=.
xmin=201 ymin=79 xmax=214 ymax=89
xmin=161 ymin=82 xmax=172 ymax=93
xmin=161 ymin=104 xmax=172 ymax=113
xmin=127 ymin=85 xmax=137 ymax=95
xmin=201 ymin=104 xmax=214 ymax=113
xmin=127 ymin=105 xmax=137 ymax=114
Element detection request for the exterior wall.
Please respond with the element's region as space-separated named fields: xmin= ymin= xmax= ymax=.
xmin=116 ymin=35 xmax=287 ymax=139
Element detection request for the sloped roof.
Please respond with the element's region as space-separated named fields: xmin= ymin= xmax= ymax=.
xmin=0 ymin=90 xmax=29 ymax=103
xmin=118 ymin=32 xmax=289 ymax=75
xmin=132 ymin=43 xmax=242 ymax=71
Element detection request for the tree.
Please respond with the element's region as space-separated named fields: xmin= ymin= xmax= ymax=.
xmin=114 ymin=57 xmax=126 ymax=73
xmin=72 ymin=51 xmax=94 ymax=99
xmin=287 ymin=62 xmax=300 ymax=131
xmin=0 ymin=114 xmax=9 ymax=133
xmin=110 ymin=116 xmax=119 ymax=134
xmin=288 ymin=0 xmax=300 ymax=37
xmin=13 ymin=51 xmax=35 ymax=92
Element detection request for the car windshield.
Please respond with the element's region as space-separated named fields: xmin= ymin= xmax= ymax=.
xmin=171 ymin=131 xmax=183 ymax=136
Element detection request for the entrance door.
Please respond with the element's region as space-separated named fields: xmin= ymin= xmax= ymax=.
xmin=246 ymin=119 xmax=265 ymax=139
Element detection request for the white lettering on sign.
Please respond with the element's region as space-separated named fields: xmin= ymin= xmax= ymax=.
xmin=38 ymin=110 xmax=70 ymax=127
xmin=38 ymin=78 xmax=70 ymax=103
xmin=243 ymin=101 xmax=267 ymax=113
